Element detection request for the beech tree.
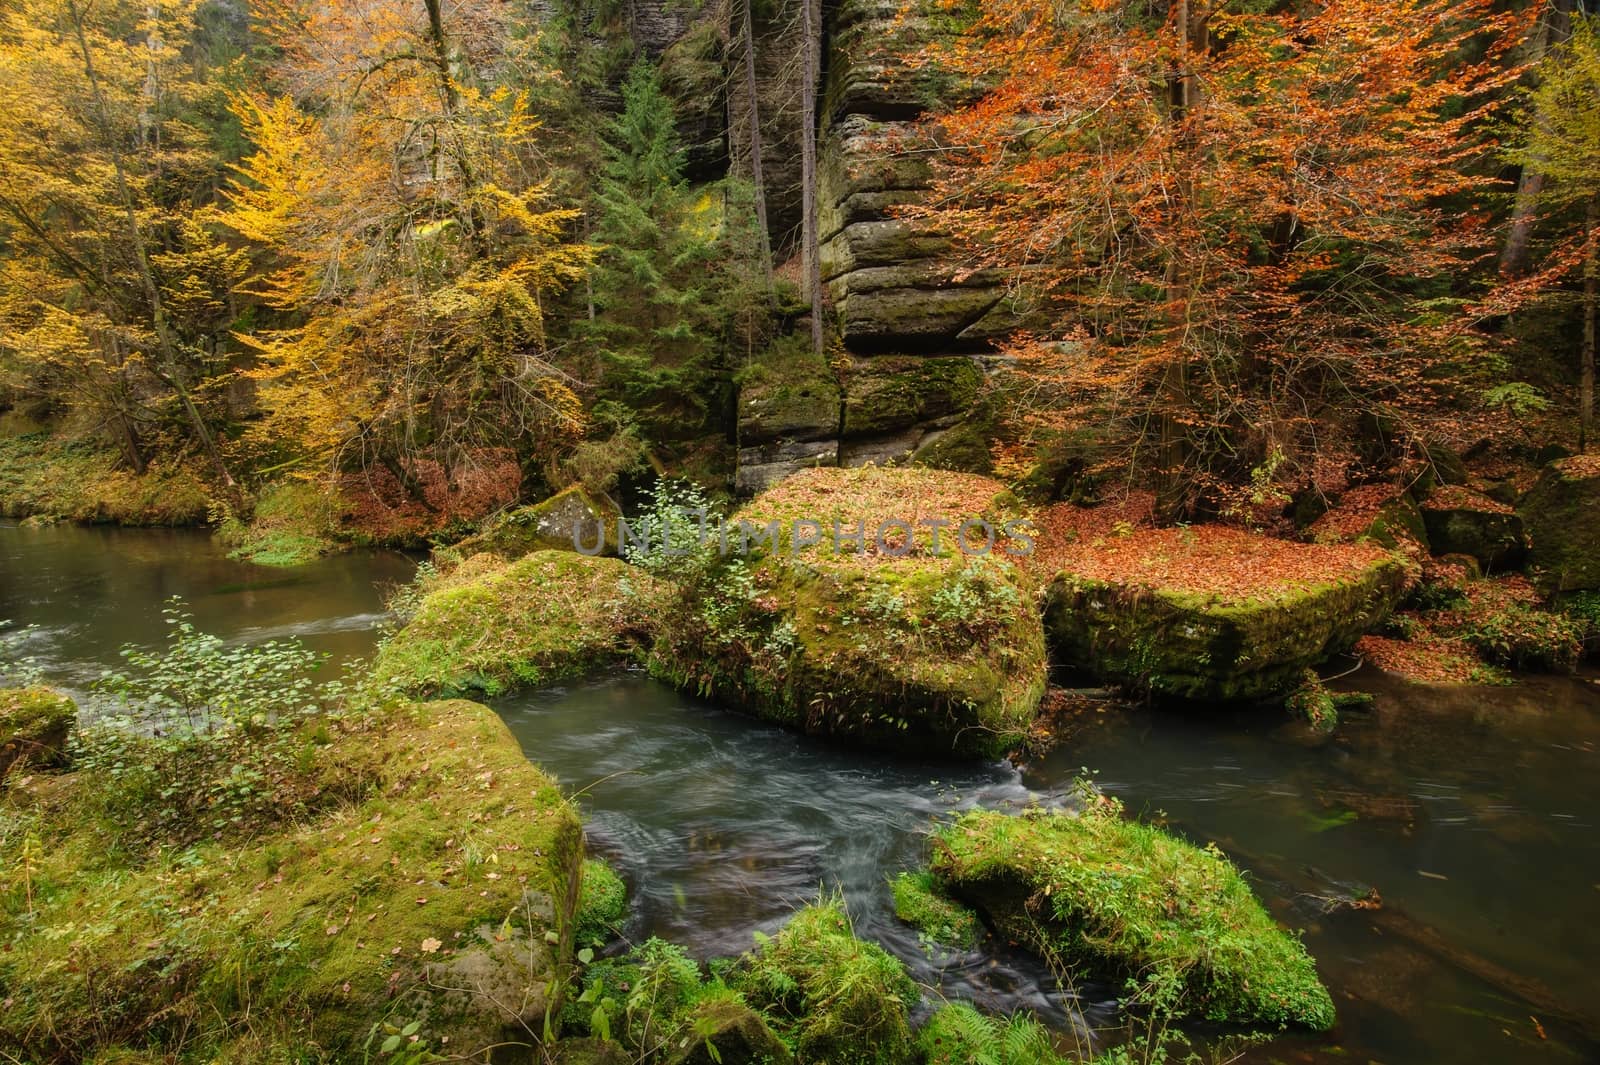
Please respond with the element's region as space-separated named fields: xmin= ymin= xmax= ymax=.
xmin=910 ymin=0 xmax=1531 ymax=514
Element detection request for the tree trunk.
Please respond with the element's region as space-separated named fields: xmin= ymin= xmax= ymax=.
xmin=1157 ymin=0 xmax=1195 ymax=519
xmin=800 ymin=0 xmax=824 ymax=357
xmin=1501 ymin=0 xmax=1575 ymax=277
xmin=740 ymin=0 xmax=776 ymax=291
xmin=1583 ymin=194 xmax=1597 ymax=452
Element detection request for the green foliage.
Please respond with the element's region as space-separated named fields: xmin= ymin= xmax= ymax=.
xmin=0 ymin=433 xmax=212 ymax=526
xmin=917 ymin=1002 xmax=1070 ymax=1065
xmin=733 ymin=896 xmax=918 ymax=1064
xmin=216 ymin=482 xmax=345 ymax=566
xmin=1455 ymin=598 xmax=1584 ymax=673
xmin=1284 ymin=669 xmax=1337 ymax=733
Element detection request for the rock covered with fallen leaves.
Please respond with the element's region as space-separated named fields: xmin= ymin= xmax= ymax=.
xmin=1035 ymin=505 xmax=1408 ymax=701
xmin=647 ymin=466 xmax=1048 ymax=757
xmin=1418 ymin=484 xmax=1527 ymax=571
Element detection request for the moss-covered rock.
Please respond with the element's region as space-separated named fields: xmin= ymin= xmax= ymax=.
xmin=734 ymin=898 xmax=918 ymax=1064
xmin=1039 ymin=524 xmax=1408 ymax=701
xmin=841 ymin=356 xmax=983 ymax=438
xmin=452 ymin=485 xmax=623 ymax=560
xmin=0 ymin=699 xmax=586 ymax=1060
xmin=217 ymin=481 xmax=346 ymax=566
xmin=0 ymin=686 xmax=75 ymax=777
xmin=737 ymin=337 xmax=843 ymax=447
xmin=891 ymin=870 xmax=981 ymax=950
xmin=1307 ymin=484 xmax=1429 ymax=555
xmin=1520 ymin=455 xmax=1600 ymax=592
xmin=923 ymin=803 xmax=1335 ymax=1030
xmin=575 ymin=858 xmax=628 ymax=950
xmin=374 ymin=550 xmax=658 ymax=697
xmin=911 ymin=409 xmax=998 ymax=475
xmin=1419 ymin=485 xmax=1527 ymax=571
xmin=648 ymin=467 xmax=1046 ymax=757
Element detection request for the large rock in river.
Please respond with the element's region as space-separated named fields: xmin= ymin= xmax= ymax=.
xmin=375 ymin=550 xmax=658 ymax=696
xmin=1038 ymin=511 xmax=1408 ymax=701
xmin=649 ymin=466 xmax=1047 ymax=757
xmin=919 ymin=804 xmax=1336 ymax=1030
xmin=1520 ymin=455 xmax=1600 ymax=592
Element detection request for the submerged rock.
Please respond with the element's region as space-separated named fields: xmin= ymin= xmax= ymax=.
xmin=0 ymin=686 xmax=74 ymax=777
xmin=1419 ymin=485 xmax=1527 ymax=571
xmin=891 ymin=870 xmax=982 ymax=950
xmin=1038 ymin=518 xmax=1407 ymax=701
xmin=667 ymin=996 xmax=794 ymax=1065
xmin=648 ymin=466 xmax=1047 ymax=757
xmin=375 ymin=550 xmax=657 ymax=697
xmin=923 ymin=804 xmax=1336 ymax=1030
xmin=1521 ymin=455 xmax=1600 ymax=592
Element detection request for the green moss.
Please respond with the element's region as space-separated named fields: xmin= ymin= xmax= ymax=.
xmin=912 ymin=412 xmax=998 ymax=475
xmin=1045 ymin=556 xmax=1408 ymax=702
xmin=926 ymin=803 xmax=1335 ymax=1031
xmin=891 ymin=871 xmax=981 ymax=951
xmin=374 ymin=550 xmax=659 ymax=697
xmin=840 ymin=356 xmax=982 ymax=438
xmin=916 ymin=1002 xmax=1071 ymax=1065
xmin=733 ymin=898 xmax=917 ymax=1065
xmin=452 ymin=485 xmax=623 ymax=560
xmin=1521 ymin=457 xmax=1600 ymax=592
xmin=0 ymin=686 xmax=75 ymax=776
xmin=666 ymin=991 xmax=794 ymax=1065
xmin=0 ymin=699 xmax=585 ymax=1060
xmin=217 ymin=482 xmax=345 ymax=566
xmin=0 ymin=431 xmax=211 ymax=526
xmin=737 ymin=336 xmax=843 ymax=446
xmin=1284 ymin=670 xmax=1337 ymax=733
xmin=575 ymin=858 xmax=628 ymax=949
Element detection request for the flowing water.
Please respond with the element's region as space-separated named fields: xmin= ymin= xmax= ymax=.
xmin=3 ymin=523 xmax=1598 ymax=1065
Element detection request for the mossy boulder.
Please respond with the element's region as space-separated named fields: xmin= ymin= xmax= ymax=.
xmin=1520 ymin=455 xmax=1600 ymax=592
xmin=1039 ymin=523 xmax=1408 ymax=701
xmin=374 ymin=550 xmax=658 ymax=697
xmin=0 ymin=699 xmax=586 ymax=1060
xmin=217 ymin=482 xmax=345 ymax=566
xmin=1307 ymin=484 xmax=1429 ymax=555
xmin=912 ymin=411 xmax=998 ymax=475
xmin=453 ymin=485 xmax=622 ymax=560
xmin=737 ymin=337 xmax=843 ymax=447
xmin=648 ymin=467 xmax=1047 ymax=757
xmin=891 ymin=870 xmax=981 ymax=950
xmin=733 ymin=898 xmax=918 ymax=1064
xmin=575 ymin=858 xmax=628 ymax=950
xmin=840 ymin=356 xmax=983 ymax=438
xmin=923 ymin=804 xmax=1335 ymax=1030
xmin=1419 ymin=485 xmax=1527 ymax=571
xmin=0 ymin=686 xmax=75 ymax=777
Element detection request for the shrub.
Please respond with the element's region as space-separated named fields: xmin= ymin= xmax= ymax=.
xmin=917 ymin=1002 xmax=1071 ymax=1065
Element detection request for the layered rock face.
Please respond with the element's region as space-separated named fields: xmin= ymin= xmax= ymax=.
xmin=736 ymin=0 xmax=1014 ymax=491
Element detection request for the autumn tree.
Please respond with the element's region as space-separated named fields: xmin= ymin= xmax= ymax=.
xmin=218 ymin=0 xmax=592 ymax=499
xmin=909 ymin=0 xmax=1531 ymax=515
xmin=0 ymin=0 xmax=246 ymax=487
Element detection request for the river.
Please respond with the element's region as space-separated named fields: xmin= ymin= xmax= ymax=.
xmin=3 ymin=522 xmax=1597 ymax=1064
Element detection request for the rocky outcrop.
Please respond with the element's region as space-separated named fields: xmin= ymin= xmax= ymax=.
xmin=1520 ymin=455 xmax=1600 ymax=592
xmin=1419 ymin=485 xmax=1527 ymax=571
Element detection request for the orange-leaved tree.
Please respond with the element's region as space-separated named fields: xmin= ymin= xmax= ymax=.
xmin=907 ymin=0 xmax=1531 ymax=516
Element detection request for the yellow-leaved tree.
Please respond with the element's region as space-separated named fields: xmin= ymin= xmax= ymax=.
xmin=0 ymin=0 xmax=247 ymax=487
xmin=217 ymin=0 xmax=593 ymax=503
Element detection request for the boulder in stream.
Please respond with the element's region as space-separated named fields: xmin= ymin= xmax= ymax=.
xmin=920 ymin=802 xmax=1336 ymax=1030
xmin=1036 ymin=512 xmax=1408 ymax=701
xmin=450 ymin=484 xmax=622 ymax=560
xmin=375 ymin=550 xmax=659 ymax=697
xmin=648 ymin=466 xmax=1048 ymax=757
